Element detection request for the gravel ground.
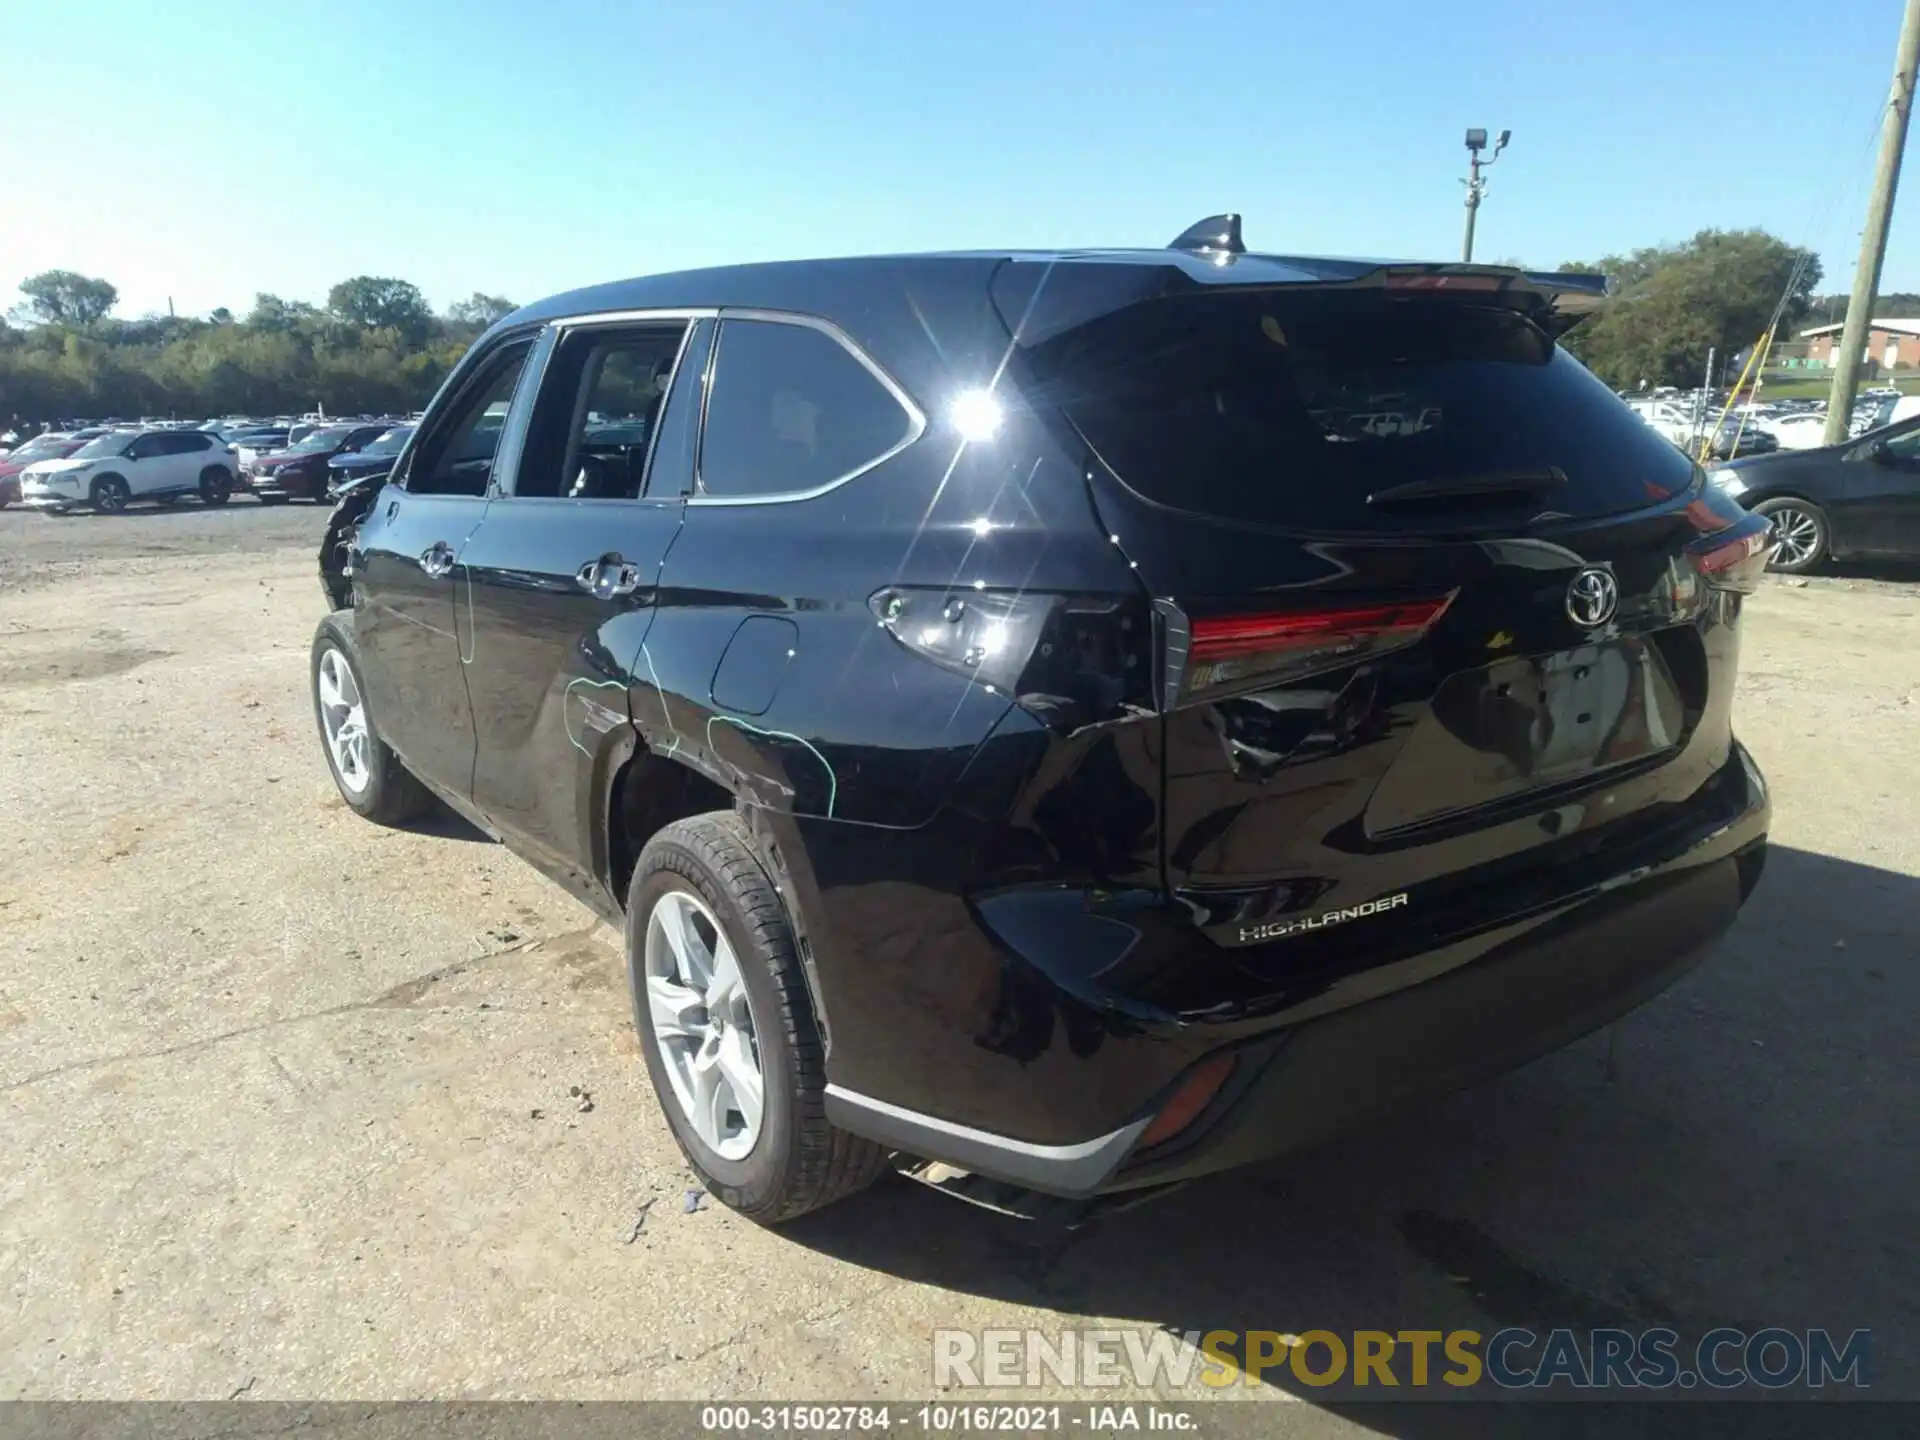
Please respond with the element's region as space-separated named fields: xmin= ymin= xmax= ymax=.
xmin=1 ymin=501 xmax=1915 ymax=1423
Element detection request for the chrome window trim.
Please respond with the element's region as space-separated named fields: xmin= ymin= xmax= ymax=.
xmin=549 ymin=306 xmax=721 ymax=329
xmin=688 ymin=307 xmax=927 ymax=507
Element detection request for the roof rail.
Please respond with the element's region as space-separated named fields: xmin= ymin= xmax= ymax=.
xmin=1168 ymin=213 xmax=1245 ymax=257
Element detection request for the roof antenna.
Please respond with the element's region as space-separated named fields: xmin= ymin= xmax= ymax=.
xmin=1168 ymin=213 xmax=1245 ymax=256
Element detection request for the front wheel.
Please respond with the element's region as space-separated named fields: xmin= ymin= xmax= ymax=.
xmin=90 ymin=475 xmax=130 ymax=513
xmin=1753 ymin=497 xmax=1828 ymax=574
xmin=309 ymin=617 xmax=436 ymax=824
xmin=627 ymin=813 xmax=889 ymax=1223
xmin=200 ymin=467 xmax=232 ymax=506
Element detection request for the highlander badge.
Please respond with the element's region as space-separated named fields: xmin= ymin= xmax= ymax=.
xmin=1239 ymin=891 xmax=1409 ymax=944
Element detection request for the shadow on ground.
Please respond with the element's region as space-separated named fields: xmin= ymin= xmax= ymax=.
xmin=409 ymin=802 xmax=495 ymax=845
xmin=786 ymin=845 xmax=1916 ymax=1428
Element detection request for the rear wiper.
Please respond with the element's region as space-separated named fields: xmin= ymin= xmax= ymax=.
xmin=1367 ymin=467 xmax=1567 ymax=509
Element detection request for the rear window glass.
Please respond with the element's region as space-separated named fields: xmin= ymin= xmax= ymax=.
xmin=699 ymin=319 xmax=913 ymax=499
xmin=1012 ymin=289 xmax=1697 ymax=529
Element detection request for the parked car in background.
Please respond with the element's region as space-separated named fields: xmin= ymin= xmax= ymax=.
xmin=232 ymin=429 xmax=292 ymax=466
xmin=1700 ymin=416 xmax=1778 ymax=460
xmin=310 ymin=231 xmax=1771 ymax=1223
xmin=247 ymin=423 xmax=390 ymax=502
xmin=1625 ymin=399 xmax=1775 ymax=459
xmin=1711 ymin=412 xmax=1920 ymax=573
xmin=1625 ymin=398 xmax=1696 ymax=446
xmin=325 ymin=424 xmax=415 ymax=496
xmin=19 ymin=428 xmax=237 ymax=513
xmin=1763 ymin=412 xmax=1831 ymax=450
xmin=0 ymin=434 xmax=88 ymax=506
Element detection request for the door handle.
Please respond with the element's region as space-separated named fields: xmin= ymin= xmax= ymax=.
xmin=575 ymin=554 xmax=643 ymax=600
xmin=418 ymin=542 xmax=455 ymax=578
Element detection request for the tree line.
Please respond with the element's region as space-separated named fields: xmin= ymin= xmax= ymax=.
xmin=1554 ymin=229 xmax=1822 ymax=391
xmin=0 ymin=272 xmax=517 ymax=423
xmin=0 ymin=229 xmax=1853 ymax=422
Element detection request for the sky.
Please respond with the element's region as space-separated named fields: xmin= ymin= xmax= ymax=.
xmin=3 ymin=0 xmax=1915 ymax=321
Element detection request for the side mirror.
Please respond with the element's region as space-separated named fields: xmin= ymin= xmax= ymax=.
xmin=1870 ymin=438 xmax=1895 ymax=465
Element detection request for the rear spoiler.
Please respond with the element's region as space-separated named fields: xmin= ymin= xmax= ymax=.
xmin=1161 ymin=214 xmax=1610 ymax=334
xmin=1365 ymin=265 xmax=1611 ymax=336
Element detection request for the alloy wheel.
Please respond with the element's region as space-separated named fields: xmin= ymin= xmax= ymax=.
xmin=644 ymin=889 xmax=764 ymax=1160
xmin=315 ymin=647 xmax=371 ymax=794
xmin=1768 ymin=505 xmax=1821 ymax=570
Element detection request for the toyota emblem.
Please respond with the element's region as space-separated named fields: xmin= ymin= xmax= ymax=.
xmin=1565 ymin=567 xmax=1619 ymax=628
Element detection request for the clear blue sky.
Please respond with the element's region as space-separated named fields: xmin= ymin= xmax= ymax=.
xmin=4 ymin=0 xmax=1914 ymax=320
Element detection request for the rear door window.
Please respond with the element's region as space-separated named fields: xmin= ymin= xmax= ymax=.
xmin=697 ymin=318 xmax=916 ymax=499
xmin=515 ymin=322 xmax=691 ymax=499
xmin=1011 ymin=287 xmax=1698 ymax=530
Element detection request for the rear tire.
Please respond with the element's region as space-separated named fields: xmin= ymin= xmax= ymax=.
xmin=1753 ymin=497 xmax=1828 ymax=574
xmin=199 ymin=467 xmax=232 ymax=506
xmin=627 ymin=812 xmax=889 ymax=1223
xmin=309 ymin=616 xmax=435 ymax=825
xmin=90 ymin=475 xmax=130 ymax=513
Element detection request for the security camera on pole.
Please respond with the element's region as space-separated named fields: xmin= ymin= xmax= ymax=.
xmin=1461 ymin=127 xmax=1510 ymax=263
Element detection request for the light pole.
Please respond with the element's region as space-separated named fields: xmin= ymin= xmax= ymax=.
xmin=1461 ymin=127 xmax=1510 ymax=263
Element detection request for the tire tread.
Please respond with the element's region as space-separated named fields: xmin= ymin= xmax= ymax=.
xmin=310 ymin=617 xmax=436 ymax=825
xmin=636 ymin=812 xmax=889 ymax=1222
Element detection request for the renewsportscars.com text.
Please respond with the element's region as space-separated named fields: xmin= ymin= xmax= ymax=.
xmin=933 ymin=1326 xmax=1871 ymax=1391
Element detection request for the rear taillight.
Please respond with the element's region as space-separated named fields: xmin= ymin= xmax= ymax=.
xmin=869 ymin=586 xmax=1156 ymax=728
xmin=1176 ymin=596 xmax=1454 ymax=702
xmin=1688 ymin=514 xmax=1773 ymax=596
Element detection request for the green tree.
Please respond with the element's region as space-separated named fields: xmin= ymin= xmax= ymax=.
xmin=248 ymin=293 xmax=321 ymax=330
xmin=327 ymin=276 xmax=432 ymax=345
xmin=1559 ymin=230 xmax=1821 ymax=389
xmin=446 ymin=292 xmax=516 ymax=328
xmin=17 ymin=270 xmax=119 ymax=326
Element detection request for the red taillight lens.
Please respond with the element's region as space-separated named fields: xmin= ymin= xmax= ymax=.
xmin=1182 ymin=596 xmax=1454 ymax=700
xmin=1688 ymin=515 xmax=1772 ymax=595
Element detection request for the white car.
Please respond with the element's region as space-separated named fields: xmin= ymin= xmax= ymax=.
xmin=20 ymin=428 xmax=238 ymax=513
xmin=1765 ymin=413 xmax=1832 ymax=450
xmin=1624 ymin=398 xmax=1699 ymax=447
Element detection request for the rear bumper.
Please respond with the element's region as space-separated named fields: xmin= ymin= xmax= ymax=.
xmin=1103 ymin=840 xmax=1761 ymax=1195
xmin=819 ymin=740 xmax=1769 ymax=1198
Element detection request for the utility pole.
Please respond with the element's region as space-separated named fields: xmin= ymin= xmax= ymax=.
xmin=1824 ymin=0 xmax=1920 ymax=446
xmin=1461 ymin=127 xmax=1511 ymax=262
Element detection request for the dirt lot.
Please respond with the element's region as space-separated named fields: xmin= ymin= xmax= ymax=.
xmin=1 ymin=501 xmax=1916 ymax=1420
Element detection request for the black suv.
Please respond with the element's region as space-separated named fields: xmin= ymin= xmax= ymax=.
xmin=311 ymin=219 xmax=1772 ymax=1223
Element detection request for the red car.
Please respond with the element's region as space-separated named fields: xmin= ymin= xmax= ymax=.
xmin=0 ymin=435 xmax=86 ymax=507
xmin=245 ymin=423 xmax=391 ymax=502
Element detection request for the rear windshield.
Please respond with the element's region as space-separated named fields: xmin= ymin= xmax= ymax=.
xmin=1012 ymin=288 xmax=1697 ymax=529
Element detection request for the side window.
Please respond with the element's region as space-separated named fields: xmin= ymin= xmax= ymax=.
xmin=168 ymin=433 xmax=209 ymax=455
xmin=126 ymin=434 xmax=163 ymax=459
xmin=516 ymin=323 xmax=689 ymax=500
xmin=698 ymin=319 xmax=914 ymax=499
xmin=1880 ymin=424 xmax=1920 ymax=460
xmin=405 ymin=340 xmax=534 ymax=496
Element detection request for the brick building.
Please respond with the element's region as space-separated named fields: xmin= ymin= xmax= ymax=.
xmin=1796 ymin=319 xmax=1920 ymax=372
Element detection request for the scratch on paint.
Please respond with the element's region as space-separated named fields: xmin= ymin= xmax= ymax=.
xmin=705 ymin=715 xmax=839 ymax=819
xmin=640 ymin=640 xmax=683 ymax=760
xmin=562 ymin=677 xmax=630 ymax=759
